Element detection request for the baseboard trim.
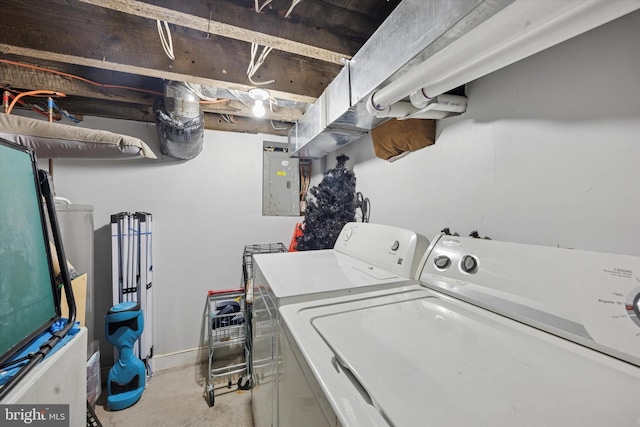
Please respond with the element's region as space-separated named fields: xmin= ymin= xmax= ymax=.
xmin=149 ymin=346 xmax=209 ymax=372
xmin=100 ymin=343 xmax=243 ymax=378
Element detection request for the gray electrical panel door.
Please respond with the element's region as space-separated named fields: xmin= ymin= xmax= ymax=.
xmin=263 ymin=149 xmax=300 ymax=216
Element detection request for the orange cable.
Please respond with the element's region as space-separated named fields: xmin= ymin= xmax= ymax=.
xmin=6 ymin=90 xmax=65 ymax=114
xmin=0 ymin=59 xmax=236 ymax=108
xmin=0 ymin=58 xmax=163 ymax=97
xmin=3 ymin=89 xmax=61 ymax=119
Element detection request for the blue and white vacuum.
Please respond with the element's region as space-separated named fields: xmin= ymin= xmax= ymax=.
xmin=105 ymin=301 xmax=146 ymax=410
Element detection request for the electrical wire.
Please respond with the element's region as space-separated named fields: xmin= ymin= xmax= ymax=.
xmin=2 ymin=88 xmax=52 ymax=118
xmin=270 ymin=120 xmax=288 ymax=130
xmin=255 ymin=0 xmax=273 ymax=13
xmin=156 ymin=20 xmax=175 ymax=60
xmin=0 ymin=59 xmax=163 ymax=97
xmin=247 ymin=42 xmax=275 ymax=86
xmin=247 ymin=1 xmax=302 ymax=86
xmin=5 ymin=90 xmax=66 ymax=115
xmin=3 ymin=87 xmax=81 ymax=123
xmin=285 ymin=0 xmax=303 ymax=18
xmin=249 ymin=0 xmax=302 ymax=86
xmin=219 ymin=113 xmax=236 ymax=124
xmin=246 ymin=0 xmax=302 ymax=85
xmin=182 ymin=82 xmax=229 ymax=104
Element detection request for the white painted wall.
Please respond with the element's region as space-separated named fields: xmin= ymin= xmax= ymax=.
xmin=43 ymin=120 xmax=300 ymax=367
xmin=328 ymin=9 xmax=640 ymax=256
xmin=43 ymin=9 xmax=639 ymax=369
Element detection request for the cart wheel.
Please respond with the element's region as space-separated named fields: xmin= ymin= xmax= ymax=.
xmin=207 ymin=389 xmax=215 ymax=407
xmin=238 ymin=375 xmax=252 ymax=390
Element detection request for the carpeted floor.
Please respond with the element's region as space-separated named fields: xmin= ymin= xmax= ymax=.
xmin=93 ymin=362 xmax=253 ymax=427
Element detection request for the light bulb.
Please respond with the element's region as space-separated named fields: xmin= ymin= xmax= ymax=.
xmin=252 ymin=100 xmax=266 ymax=118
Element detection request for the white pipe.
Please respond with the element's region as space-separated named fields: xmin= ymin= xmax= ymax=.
xmin=365 ymin=99 xmax=419 ymax=118
xmin=370 ymin=0 xmax=640 ymax=109
xmin=399 ymin=110 xmax=452 ymax=120
xmin=410 ymin=94 xmax=467 ymax=113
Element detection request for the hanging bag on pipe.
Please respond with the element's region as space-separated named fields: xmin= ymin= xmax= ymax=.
xmin=371 ymin=118 xmax=435 ymax=162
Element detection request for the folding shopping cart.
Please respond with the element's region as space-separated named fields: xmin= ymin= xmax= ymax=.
xmin=204 ymin=243 xmax=287 ymax=407
xmin=205 ymin=288 xmax=248 ymax=407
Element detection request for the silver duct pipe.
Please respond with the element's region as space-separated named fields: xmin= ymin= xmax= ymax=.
xmin=154 ymin=81 xmax=204 ymax=160
xmin=290 ymin=0 xmax=640 ymax=159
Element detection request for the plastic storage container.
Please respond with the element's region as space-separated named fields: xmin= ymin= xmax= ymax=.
xmin=55 ymin=200 xmax=95 ymax=343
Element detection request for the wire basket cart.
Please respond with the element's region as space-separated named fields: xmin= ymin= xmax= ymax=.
xmin=204 ymin=243 xmax=287 ymax=407
xmin=205 ymin=288 xmax=249 ymax=407
xmin=242 ymin=243 xmax=287 ymax=388
xmin=243 ymin=243 xmax=288 ymax=303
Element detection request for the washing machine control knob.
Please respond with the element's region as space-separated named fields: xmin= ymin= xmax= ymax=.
xmin=434 ymin=255 xmax=451 ymax=269
xmin=634 ymin=293 xmax=640 ymax=319
xmin=391 ymin=240 xmax=400 ymax=251
xmin=461 ymin=255 xmax=478 ymax=273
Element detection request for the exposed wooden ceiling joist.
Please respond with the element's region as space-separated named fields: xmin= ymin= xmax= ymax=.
xmin=0 ymin=0 xmax=338 ymax=99
xmin=10 ymin=97 xmax=289 ymax=136
xmin=0 ymin=60 xmax=304 ymax=122
xmin=78 ymin=0 xmax=350 ymax=64
xmin=0 ymin=60 xmax=160 ymax=106
xmin=0 ymin=0 xmax=401 ymax=136
xmin=0 ymin=44 xmax=318 ymax=105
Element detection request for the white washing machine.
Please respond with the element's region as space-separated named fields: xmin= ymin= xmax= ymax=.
xmin=279 ymin=233 xmax=640 ymax=427
xmin=251 ymin=222 xmax=429 ymax=427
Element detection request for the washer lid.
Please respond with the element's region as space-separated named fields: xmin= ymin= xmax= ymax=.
xmin=254 ymin=250 xmax=404 ymax=300
xmin=311 ymin=293 xmax=640 ymax=427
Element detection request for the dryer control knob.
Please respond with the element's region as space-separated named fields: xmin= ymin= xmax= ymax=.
xmin=391 ymin=240 xmax=400 ymax=251
xmin=461 ymin=255 xmax=478 ymax=273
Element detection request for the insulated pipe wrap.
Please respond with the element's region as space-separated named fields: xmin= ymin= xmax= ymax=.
xmin=154 ymin=82 xmax=204 ymax=160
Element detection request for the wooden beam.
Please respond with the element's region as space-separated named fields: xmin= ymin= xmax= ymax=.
xmin=33 ymin=98 xmax=290 ymax=136
xmin=203 ymin=114 xmax=290 ymax=136
xmin=201 ymin=100 xmax=303 ymax=122
xmin=51 ymin=98 xmax=155 ymax=124
xmin=0 ymin=0 xmax=336 ymax=102
xmin=0 ymin=60 xmax=304 ymax=122
xmin=0 ymin=43 xmax=318 ymax=105
xmin=78 ymin=0 xmax=350 ymax=64
xmin=144 ymin=0 xmax=386 ymax=54
xmin=0 ymin=60 xmax=159 ymax=105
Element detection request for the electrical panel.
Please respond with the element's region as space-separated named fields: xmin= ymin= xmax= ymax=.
xmin=263 ymin=146 xmax=300 ymax=216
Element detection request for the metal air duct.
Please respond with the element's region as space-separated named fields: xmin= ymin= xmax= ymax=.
xmin=289 ymin=0 xmax=640 ymax=159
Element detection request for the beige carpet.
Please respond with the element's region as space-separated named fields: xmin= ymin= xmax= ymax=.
xmin=93 ymin=362 xmax=253 ymax=427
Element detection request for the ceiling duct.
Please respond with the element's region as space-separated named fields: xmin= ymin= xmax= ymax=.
xmin=289 ymin=0 xmax=640 ymax=159
xmin=154 ymin=81 xmax=204 ymax=160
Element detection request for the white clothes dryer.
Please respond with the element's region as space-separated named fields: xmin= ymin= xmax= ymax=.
xmin=279 ymin=234 xmax=640 ymax=427
xmin=251 ymin=222 xmax=429 ymax=427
